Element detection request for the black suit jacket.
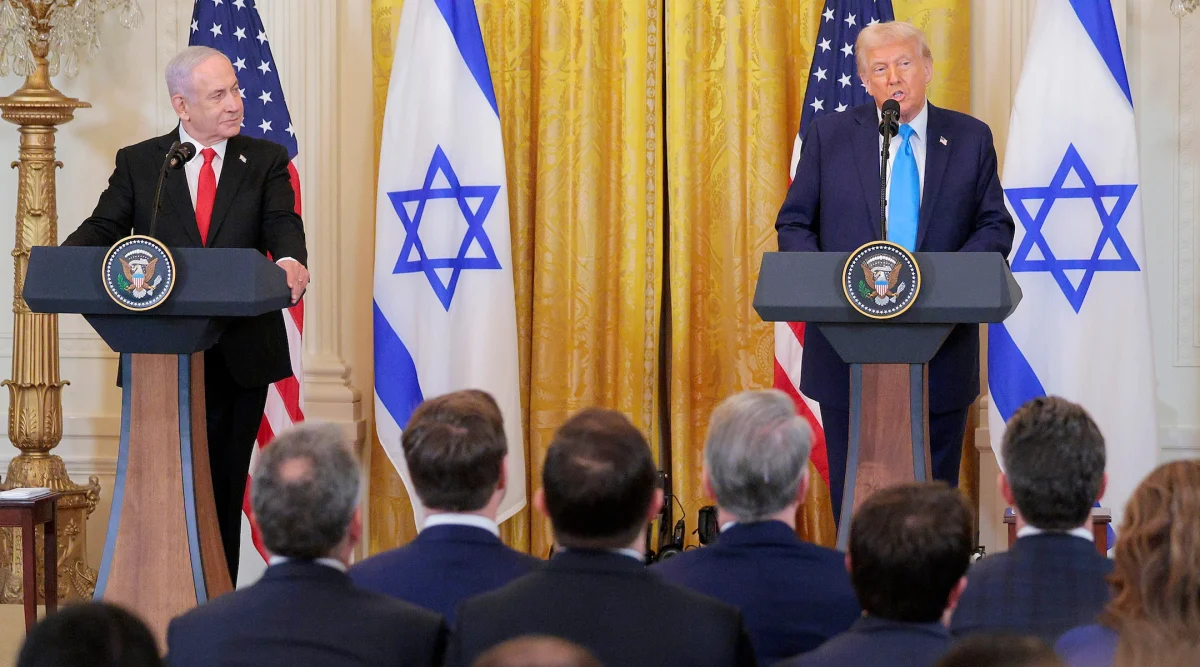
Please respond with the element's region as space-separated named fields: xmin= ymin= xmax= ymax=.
xmin=778 ymin=616 xmax=951 ymax=667
xmin=165 ymin=561 xmax=447 ymax=667
xmin=449 ymin=549 xmax=757 ymax=667
xmin=651 ymin=521 xmax=860 ymax=665
xmin=950 ymin=533 xmax=1113 ymax=643
xmin=776 ymin=102 xmax=1014 ymax=412
xmin=63 ymin=130 xmax=307 ymax=388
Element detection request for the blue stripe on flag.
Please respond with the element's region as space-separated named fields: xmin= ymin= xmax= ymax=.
xmin=431 ymin=0 xmax=499 ymax=118
xmin=1067 ymin=0 xmax=1132 ymax=105
xmin=987 ymin=323 xmax=1047 ymax=422
xmin=373 ymin=300 xmax=425 ymax=426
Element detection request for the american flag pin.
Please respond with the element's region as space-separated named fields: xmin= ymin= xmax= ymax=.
xmin=939 ymin=136 xmax=948 ymax=146
xmin=239 ymin=154 xmax=247 ymax=163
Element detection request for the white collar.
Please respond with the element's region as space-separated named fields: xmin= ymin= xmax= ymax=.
xmin=422 ymin=513 xmax=500 ymax=537
xmin=267 ymin=555 xmax=347 ymax=572
xmin=178 ymin=124 xmax=229 ymax=162
xmin=1016 ymin=525 xmax=1094 ymax=543
xmin=876 ymin=100 xmax=929 ymax=141
xmin=610 ymin=548 xmax=645 ymax=563
xmin=720 ymin=520 xmax=738 ymax=532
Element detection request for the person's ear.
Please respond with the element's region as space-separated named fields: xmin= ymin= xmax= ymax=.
xmin=702 ymin=466 xmax=715 ymax=500
xmin=796 ymin=466 xmax=811 ymax=505
xmin=1097 ymin=473 xmax=1108 ymax=504
xmin=999 ymin=472 xmax=1016 ymax=507
xmin=646 ymin=488 xmax=664 ymax=523
xmin=533 ymin=488 xmax=549 ymax=518
xmin=496 ymin=458 xmax=507 ymax=493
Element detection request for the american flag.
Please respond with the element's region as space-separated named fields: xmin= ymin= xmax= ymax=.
xmin=189 ymin=0 xmax=305 ymax=586
xmin=776 ymin=0 xmax=894 ymax=490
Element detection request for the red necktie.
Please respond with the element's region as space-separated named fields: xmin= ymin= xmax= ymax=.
xmin=195 ymin=147 xmax=217 ymax=246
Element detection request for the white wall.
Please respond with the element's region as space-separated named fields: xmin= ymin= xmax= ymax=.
xmin=0 ymin=0 xmax=371 ymax=573
xmin=971 ymin=0 xmax=1200 ymax=553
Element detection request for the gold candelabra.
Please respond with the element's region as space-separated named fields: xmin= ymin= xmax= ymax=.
xmin=0 ymin=0 xmax=139 ymax=603
xmin=1172 ymin=0 xmax=1200 ymax=17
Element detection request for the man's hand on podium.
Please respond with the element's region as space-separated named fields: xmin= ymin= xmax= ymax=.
xmin=277 ymin=258 xmax=309 ymax=304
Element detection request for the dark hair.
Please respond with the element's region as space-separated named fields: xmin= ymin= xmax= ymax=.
xmin=17 ymin=602 xmax=163 ymax=667
xmin=472 ymin=635 xmax=602 ymax=667
xmin=848 ymin=482 xmax=972 ymax=622
xmin=403 ymin=390 xmax=508 ymax=512
xmin=1002 ymin=396 xmax=1105 ymax=530
xmin=542 ymin=408 xmax=657 ymax=549
xmin=251 ymin=422 xmax=360 ymax=559
xmin=934 ymin=635 xmax=1065 ymax=667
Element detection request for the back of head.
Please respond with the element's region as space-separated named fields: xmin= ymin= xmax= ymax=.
xmin=1002 ymin=396 xmax=1105 ymax=530
xmin=934 ymin=635 xmax=1064 ymax=667
xmin=1104 ymin=460 xmax=1200 ymax=667
xmin=848 ymin=482 xmax=972 ymax=622
xmin=542 ymin=408 xmax=656 ymax=549
xmin=705 ymin=389 xmax=811 ymax=522
xmin=251 ymin=422 xmax=360 ymax=559
xmin=403 ymin=389 xmax=507 ymax=512
xmin=17 ymin=602 xmax=163 ymax=667
xmin=472 ymin=636 xmax=602 ymax=667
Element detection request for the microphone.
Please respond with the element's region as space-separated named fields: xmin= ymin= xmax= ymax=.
xmin=149 ymin=141 xmax=195 ymax=239
xmin=878 ymin=99 xmax=902 ymax=241
xmin=879 ymin=99 xmax=901 ymax=137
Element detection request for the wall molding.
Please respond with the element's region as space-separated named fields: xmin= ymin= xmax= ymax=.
xmin=1179 ymin=12 xmax=1200 ymax=365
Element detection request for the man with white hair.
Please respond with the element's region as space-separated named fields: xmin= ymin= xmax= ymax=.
xmin=652 ymin=390 xmax=860 ymax=665
xmin=776 ymin=21 xmax=1014 ymax=521
xmin=63 ymin=46 xmax=310 ymax=580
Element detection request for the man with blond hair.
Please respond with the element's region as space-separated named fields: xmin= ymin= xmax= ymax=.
xmin=776 ymin=21 xmax=1014 ymax=521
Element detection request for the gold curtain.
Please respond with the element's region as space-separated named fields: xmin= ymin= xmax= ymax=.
xmin=369 ymin=0 xmax=972 ymax=555
xmin=664 ymin=0 xmax=973 ymax=548
xmin=368 ymin=0 xmax=663 ymax=558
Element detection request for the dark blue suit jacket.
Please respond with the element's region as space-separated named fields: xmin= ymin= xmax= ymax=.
xmin=776 ymin=102 xmax=1014 ymax=412
xmin=778 ymin=616 xmax=951 ymax=667
xmin=651 ymin=520 xmax=860 ymax=665
xmin=348 ymin=524 xmax=541 ymax=626
xmin=950 ymin=533 xmax=1113 ymax=643
xmin=1056 ymin=624 xmax=1117 ymax=667
xmin=165 ymin=561 xmax=447 ymax=667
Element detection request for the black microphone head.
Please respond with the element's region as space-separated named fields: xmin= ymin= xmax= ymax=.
xmin=167 ymin=142 xmax=196 ymax=170
xmin=882 ymin=99 xmax=901 ymax=117
xmin=177 ymin=142 xmax=197 ymax=163
xmin=879 ymin=99 xmax=901 ymax=137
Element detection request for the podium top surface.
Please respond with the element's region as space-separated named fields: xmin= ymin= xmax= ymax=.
xmin=754 ymin=251 xmax=1021 ymax=325
xmin=24 ymin=246 xmax=291 ymax=317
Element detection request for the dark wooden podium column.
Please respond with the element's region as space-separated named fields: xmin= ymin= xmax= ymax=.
xmin=95 ymin=353 xmax=232 ymax=645
xmin=837 ymin=363 xmax=931 ymax=549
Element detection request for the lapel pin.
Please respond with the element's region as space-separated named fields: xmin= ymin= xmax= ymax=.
xmin=239 ymin=154 xmax=247 ymax=163
xmin=939 ymin=136 xmax=948 ymax=146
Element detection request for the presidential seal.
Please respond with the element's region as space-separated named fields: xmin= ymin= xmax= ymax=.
xmin=102 ymin=236 xmax=176 ymax=311
xmin=843 ymin=241 xmax=921 ymax=319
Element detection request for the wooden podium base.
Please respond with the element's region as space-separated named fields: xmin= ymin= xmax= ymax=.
xmin=837 ymin=363 xmax=932 ymax=550
xmin=94 ymin=353 xmax=231 ymax=644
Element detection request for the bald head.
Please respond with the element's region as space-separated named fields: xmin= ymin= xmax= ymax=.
xmin=472 ymin=637 xmax=601 ymax=667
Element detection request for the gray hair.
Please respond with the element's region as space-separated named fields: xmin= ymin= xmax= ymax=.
xmin=165 ymin=45 xmax=230 ymax=99
xmin=855 ymin=20 xmax=933 ymax=74
xmin=251 ymin=422 xmax=360 ymax=559
xmin=704 ymin=389 xmax=812 ymax=522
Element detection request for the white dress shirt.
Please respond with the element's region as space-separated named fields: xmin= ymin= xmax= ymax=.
xmin=178 ymin=125 xmax=227 ymax=209
xmin=267 ymin=555 xmax=347 ymax=572
xmin=422 ymin=512 xmax=500 ymax=537
xmin=877 ymin=101 xmax=929 ymax=229
xmin=1016 ymin=525 xmax=1094 ymax=543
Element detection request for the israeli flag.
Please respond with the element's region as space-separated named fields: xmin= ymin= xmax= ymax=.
xmin=373 ymin=0 xmax=526 ymax=526
xmin=988 ymin=0 xmax=1157 ymax=529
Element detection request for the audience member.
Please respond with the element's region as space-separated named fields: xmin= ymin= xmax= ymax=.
xmin=1057 ymin=460 xmax=1200 ymax=667
xmin=16 ymin=602 xmax=162 ymax=667
xmin=652 ymin=389 xmax=859 ymax=664
xmin=449 ymin=408 xmax=755 ymax=667
xmin=472 ymin=636 xmax=601 ymax=667
xmin=951 ymin=396 xmax=1111 ymax=642
xmin=935 ymin=635 xmax=1065 ymax=667
xmin=350 ymin=389 xmax=539 ymax=625
xmin=780 ymin=482 xmax=972 ymax=667
xmin=165 ymin=422 xmax=447 ymax=667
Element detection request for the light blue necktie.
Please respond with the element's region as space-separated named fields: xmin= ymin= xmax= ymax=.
xmin=888 ymin=123 xmax=920 ymax=251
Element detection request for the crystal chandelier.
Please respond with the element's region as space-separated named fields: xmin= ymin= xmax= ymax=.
xmin=1172 ymin=0 xmax=1200 ymax=17
xmin=0 ymin=0 xmax=142 ymax=78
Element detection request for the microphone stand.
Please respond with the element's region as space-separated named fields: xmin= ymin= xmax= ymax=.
xmin=149 ymin=141 xmax=181 ymax=240
xmin=879 ymin=124 xmax=895 ymax=242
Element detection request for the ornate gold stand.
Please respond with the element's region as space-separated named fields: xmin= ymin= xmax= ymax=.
xmin=0 ymin=43 xmax=100 ymax=602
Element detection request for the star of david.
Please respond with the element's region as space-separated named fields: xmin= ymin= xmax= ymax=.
xmin=387 ymin=146 xmax=502 ymax=311
xmin=1005 ymin=144 xmax=1139 ymax=313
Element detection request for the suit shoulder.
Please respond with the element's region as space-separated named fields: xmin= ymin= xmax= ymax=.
xmin=935 ymin=106 xmax=995 ymax=139
xmin=353 ymin=584 xmax=445 ymax=625
xmin=235 ymin=134 xmax=291 ymax=160
xmin=806 ymin=107 xmax=860 ymax=138
xmin=349 ymin=543 xmax=417 ymax=577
